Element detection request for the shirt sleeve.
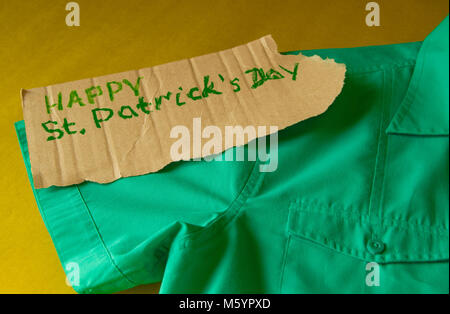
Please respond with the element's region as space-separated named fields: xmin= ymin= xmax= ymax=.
xmin=15 ymin=120 xmax=257 ymax=293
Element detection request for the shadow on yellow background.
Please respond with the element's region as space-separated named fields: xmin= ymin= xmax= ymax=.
xmin=0 ymin=0 xmax=447 ymax=294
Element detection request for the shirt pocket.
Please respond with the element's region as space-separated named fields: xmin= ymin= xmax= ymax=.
xmin=280 ymin=199 xmax=449 ymax=293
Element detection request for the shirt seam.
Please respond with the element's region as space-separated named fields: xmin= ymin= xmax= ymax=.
xmin=377 ymin=68 xmax=395 ymax=236
xmin=290 ymin=199 xmax=449 ymax=235
xmin=180 ymin=160 xmax=264 ymax=247
xmin=74 ymin=185 xmax=137 ymax=286
xmin=367 ymin=69 xmax=388 ymax=236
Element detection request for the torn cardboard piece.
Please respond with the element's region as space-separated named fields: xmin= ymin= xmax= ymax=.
xmin=22 ymin=35 xmax=346 ymax=188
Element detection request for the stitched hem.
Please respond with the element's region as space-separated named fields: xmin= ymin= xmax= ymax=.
xmin=15 ymin=121 xmax=135 ymax=294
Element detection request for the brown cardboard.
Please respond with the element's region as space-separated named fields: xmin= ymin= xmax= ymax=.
xmin=22 ymin=35 xmax=346 ymax=188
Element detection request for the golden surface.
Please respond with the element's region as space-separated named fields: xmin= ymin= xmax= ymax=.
xmin=0 ymin=0 xmax=447 ymax=294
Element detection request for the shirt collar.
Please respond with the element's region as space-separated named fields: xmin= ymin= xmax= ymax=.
xmin=387 ymin=16 xmax=449 ymax=136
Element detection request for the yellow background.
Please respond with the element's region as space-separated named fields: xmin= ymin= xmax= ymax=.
xmin=0 ymin=0 xmax=448 ymax=294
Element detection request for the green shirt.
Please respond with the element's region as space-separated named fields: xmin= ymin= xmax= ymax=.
xmin=15 ymin=16 xmax=449 ymax=294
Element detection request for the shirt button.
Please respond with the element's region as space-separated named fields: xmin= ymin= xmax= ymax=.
xmin=367 ymin=239 xmax=385 ymax=255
